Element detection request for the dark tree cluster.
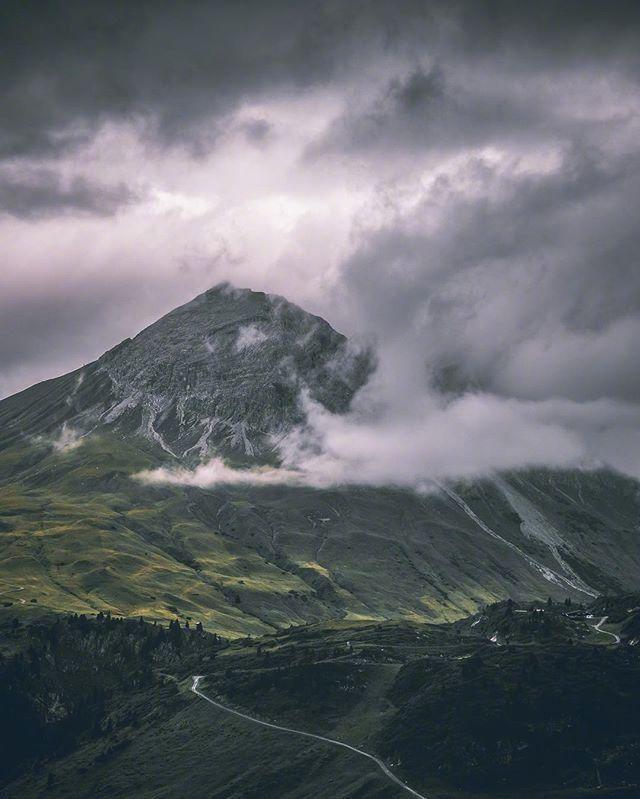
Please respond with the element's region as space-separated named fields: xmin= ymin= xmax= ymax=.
xmin=382 ymin=642 xmax=640 ymax=792
xmin=0 ymin=613 xmax=225 ymax=786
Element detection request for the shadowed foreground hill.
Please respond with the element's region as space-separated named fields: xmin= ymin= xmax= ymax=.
xmin=1 ymin=602 xmax=638 ymax=799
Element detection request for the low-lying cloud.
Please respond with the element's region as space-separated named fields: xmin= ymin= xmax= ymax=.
xmin=135 ymin=388 xmax=640 ymax=490
xmin=136 ymin=456 xmax=306 ymax=489
xmin=235 ymin=324 xmax=268 ymax=351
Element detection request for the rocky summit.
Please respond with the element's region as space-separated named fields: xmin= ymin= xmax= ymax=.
xmin=0 ymin=284 xmax=370 ymax=459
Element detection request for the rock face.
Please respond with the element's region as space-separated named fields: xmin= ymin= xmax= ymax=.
xmin=0 ymin=284 xmax=371 ymax=458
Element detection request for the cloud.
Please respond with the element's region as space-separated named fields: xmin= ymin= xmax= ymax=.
xmin=282 ymin=394 xmax=640 ymax=485
xmin=0 ymin=0 xmax=394 ymax=158
xmin=0 ymin=167 xmax=138 ymax=218
xmin=1 ymin=0 xmax=639 ymax=487
xmin=280 ymin=394 xmax=585 ymax=486
xmin=134 ymin=392 xmax=640 ymax=489
xmin=330 ymin=141 xmax=640 ymax=405
xmin=135 ymin=456 xmax=306 ymax=489
xmin=306 ymin=65 xmax=544 ymax=160
xmin=235 ymin=324 xmax=268 ymax=351
xmin=32 ymin=422 xmax=85 ymax=454
xmin=4 ymin=1 xmax=638 ymax=159
xmin=242 ymin=119 xmax=273 ymax=145
xmin=51 ymin=423 xmax=84 ymax=453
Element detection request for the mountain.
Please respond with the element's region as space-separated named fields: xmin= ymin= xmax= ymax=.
xmin=0 ymin=283 xmax=370 ymax=459
xmin=1 ymin=285 xmax=639 ymax=638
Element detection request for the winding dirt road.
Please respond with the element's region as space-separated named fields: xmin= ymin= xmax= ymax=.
xmin=592 ymin=616 xmax=621 ymax=644
xmin=191 ymin=675 xmax=429 ymax=799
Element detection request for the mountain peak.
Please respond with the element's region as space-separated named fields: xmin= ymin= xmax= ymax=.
xmin=169 ymin=281 xmax=269 ymax=314
xmin=0 ymin=285 xmax=371 ymax=458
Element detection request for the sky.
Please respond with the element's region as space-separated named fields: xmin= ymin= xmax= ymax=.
xmin=2 ymin=1 xmax=640 ymax=483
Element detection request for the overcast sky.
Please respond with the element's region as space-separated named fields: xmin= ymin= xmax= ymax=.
xmin=2 ymin=1 xmax=640 ymax=481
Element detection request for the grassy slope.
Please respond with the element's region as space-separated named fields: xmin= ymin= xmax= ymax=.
xmin=8 ymin=694 xmax=403 ymax=799
xmin=1 ymin=432 xmax=639 ymax=638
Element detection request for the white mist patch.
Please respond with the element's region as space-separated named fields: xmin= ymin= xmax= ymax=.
xmin=275 ymin=393 xmax=587 ymax=488
xmin=135 ymin=456 xmax=308 ymax=488
xmin=269 ymin=337 xmax=640 ymax=487
xmin=235 ymin=324 xmax=268 ymax=351
xmin=50 ymin=423 xmax=85 ymax=453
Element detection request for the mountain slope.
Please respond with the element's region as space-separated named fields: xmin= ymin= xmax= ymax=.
xmin=0 ymin=285 xmax=639 ymax=636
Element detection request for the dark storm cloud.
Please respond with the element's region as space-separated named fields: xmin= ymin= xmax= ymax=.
xmin=335 ymin=141 xmax=640 ymax=403
xmin=442 ymin=0 xmax=640 ymax=64
xmin=306 ymin=65 xmax=545 ymax=158
xmin=3 ymin=1 xmax=639 ymax=159
xmin=0 ymin=0 xmax=391 ymax=158
xmin=306 ymin=1 xmax=640 ymax=162
xmin=242 ymin=119 xmax=273 ymax=145
xmin=0 ymin=168 xmax=138 ymax=218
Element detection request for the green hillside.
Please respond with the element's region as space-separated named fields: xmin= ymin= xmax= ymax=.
xmin=2 ymin=423 xmax=640 ymax=638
